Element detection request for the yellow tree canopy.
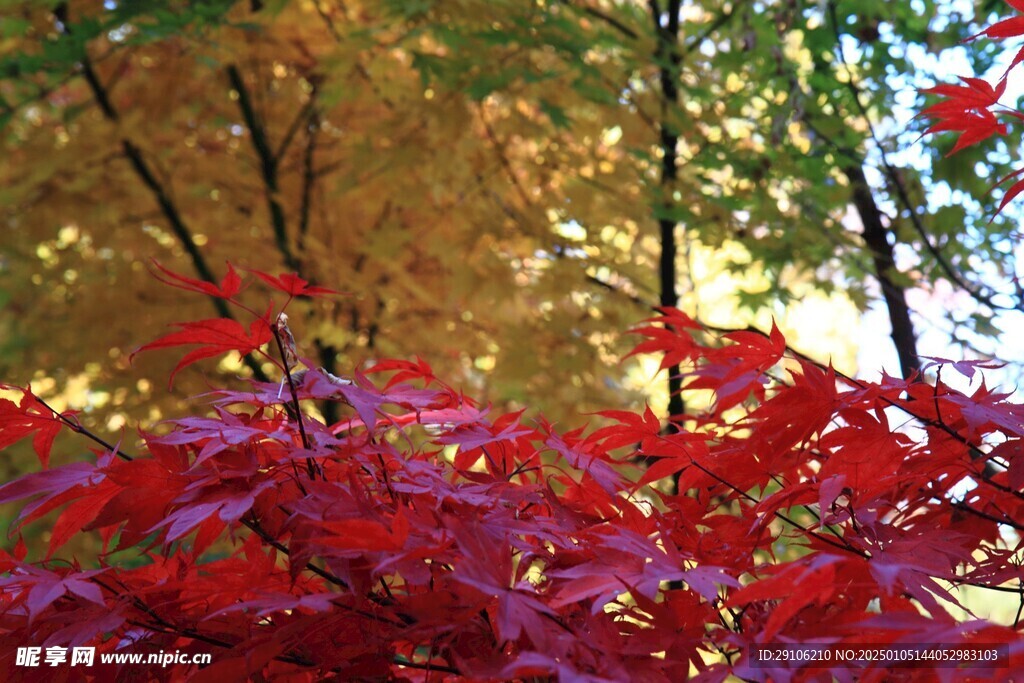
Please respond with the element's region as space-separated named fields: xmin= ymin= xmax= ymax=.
xmin=3 ymin=0 xmax=978 ymax=439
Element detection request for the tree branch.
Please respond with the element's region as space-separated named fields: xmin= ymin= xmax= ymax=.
xmin=227 ymin=64 xmax=349 ymax=425
xmin=558 ymin=1 xmax=641 ymax=40
xmin=227 ymin=63 xmax=299 ymax=273
xmin=802 ymin=5 xmax=920 ymax=379
xmin=57 ymin=5 xmax=270 ymax=384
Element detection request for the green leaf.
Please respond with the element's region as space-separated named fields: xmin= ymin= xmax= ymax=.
xmin=539 ymin=99 xmax=570 ymax=129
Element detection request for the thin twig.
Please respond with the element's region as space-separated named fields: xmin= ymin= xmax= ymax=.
xmin=269 ymin=323 xmax=319 ymax=481
xmin=557 ymin=1 xmax=641 ymax=40
xmin=33 ymin=394 xmax=133 ymax=462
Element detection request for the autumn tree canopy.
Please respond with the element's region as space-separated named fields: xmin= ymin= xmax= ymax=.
xmin=2 ymin=0 xmax=1020 ymax=440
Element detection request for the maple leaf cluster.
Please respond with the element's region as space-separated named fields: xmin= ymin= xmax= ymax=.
xmin=0 ymin=264 xmax=1021 ymax=681
xmin=921 ymin=0 xmax=1024 ymax=215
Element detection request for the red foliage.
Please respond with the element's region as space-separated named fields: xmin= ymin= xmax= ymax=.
xmin=921 ymin=0 xmax=1024 ymax=216
xmin=0 ymin=264 xmax=1022 ymax=681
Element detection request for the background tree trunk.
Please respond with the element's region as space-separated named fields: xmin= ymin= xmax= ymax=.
xmin=651 ymin=0 xmax=685 ymax=429
xmin=845 ymin=164 xmax=921 ymax=379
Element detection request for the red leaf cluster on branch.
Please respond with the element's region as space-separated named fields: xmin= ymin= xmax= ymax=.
xmin=921 ymin=0 xmax=1024 ymax=216
xmin=0 ymin=264 xmax=1021 ymax=680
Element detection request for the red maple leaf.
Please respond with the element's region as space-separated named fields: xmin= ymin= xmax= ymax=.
xmin=0 ymin=388 xmax=67 ymax=468
xmin=150 ymin=260 xmax=243 ymax=299
xmin=131 ymin=317 xmax=273 ymax=387
xmin=921 ymin=78 xmax=1010 ymax=155
xmin=248 ymin=270 xmax=343 ymax=298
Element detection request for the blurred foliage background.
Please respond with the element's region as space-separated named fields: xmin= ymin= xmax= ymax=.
xmin=1 ymin=0 xmax=1022 ymax=572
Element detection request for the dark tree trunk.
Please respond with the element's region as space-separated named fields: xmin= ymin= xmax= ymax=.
xmin=651 ymin=0 xmax=684 ymax=429
xmin=845 ymin=164 xmax=921 ymax=380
